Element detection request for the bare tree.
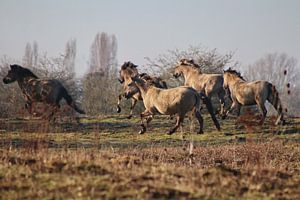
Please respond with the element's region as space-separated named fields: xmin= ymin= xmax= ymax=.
xmin=32 ymin=41 xmax=38 ymax=67
xmin=82 ymin=32 xmax=119 ymax=115
xmin=23 ymin=43 xmax=33 ymax=67
xmin=63 ymin=39 xmax=76 ymax=78
xmin=145 ymin=45 xmax=236 ymax=88
xmin=244 ymin=53 xmax=300 ymax=116
xmin=89 ymin=32 xmax=118 ymax=75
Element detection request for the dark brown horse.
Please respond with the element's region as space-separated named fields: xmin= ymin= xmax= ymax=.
xmin=3 ymin=64 xmax=85 ymax=119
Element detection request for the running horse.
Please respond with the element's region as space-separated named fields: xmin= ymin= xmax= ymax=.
xmin=117 ymin=61 xmax=167 ymax=119
xmin=173 ymin=59 xmax=227 ymax=116
xmin=223 ymin=68 xmax=284 ymax=125
xmin=126 ymin=76 xmax=221 ymax=134
xmin=3 ymin=64 xmax=85 ymax=119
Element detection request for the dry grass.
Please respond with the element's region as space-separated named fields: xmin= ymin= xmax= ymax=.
xmin=0 ymin=115 xmax=299 ymax=199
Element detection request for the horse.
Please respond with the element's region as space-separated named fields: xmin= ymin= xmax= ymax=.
xmin=127 ymin=76 xmax=221 ymax=134
xmin=223 ymin=68 xmax=284 ymax=125
xmin=173 ymin=59 xmax=227 ymax=116
xmin=3 ymin=64 xmax=85 ymax=119
xmin=116 ymin=61 xmax=167 ymax=119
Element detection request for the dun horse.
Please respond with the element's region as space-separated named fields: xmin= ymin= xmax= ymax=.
xmin=126 ymin=76 xmax=221 ymax=134
xmin=173 ymin=59 xmax=226 ymax=116
xmin=117 ymin=61 xmax=167 ymax=118
xmin=3 ymin=64 xmax=85 ymax=119
xmin=223 ymin=68 xmax=284 ymax=125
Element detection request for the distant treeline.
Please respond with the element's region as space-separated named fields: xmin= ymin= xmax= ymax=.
xmin=0 ymin=32 xmax=299 ymax=117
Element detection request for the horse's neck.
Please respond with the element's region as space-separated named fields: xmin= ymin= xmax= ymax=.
xmin=123 ymin=76 xmax=133 ymax=88
xmin=135 ymin=83 xmax=148 ymax=99
xmin=17 ymin=76 xmax=36 ymax=90
xmin=228 ymin=79 xmax=245 ymax=93
xmin=183 ymin=68 xmax=202 ymax=84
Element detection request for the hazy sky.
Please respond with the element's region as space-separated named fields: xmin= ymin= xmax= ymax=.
xmin=0 ymin=0 xmax=299 ymax=75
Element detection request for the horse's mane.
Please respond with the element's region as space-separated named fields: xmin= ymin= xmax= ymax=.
xmin=224 ymin=68 xmax=245 ymax=81
xmin=121 ymin=61 xmax=138 ymax=70
xmin=11 ymin=65 xmax=39 ymax=79
xmin=178 ymin=59 xmax=202 ymax=71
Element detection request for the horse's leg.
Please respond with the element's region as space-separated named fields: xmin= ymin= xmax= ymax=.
xmin=146 ymin=115 xmax=153 ymax=126
xmin=218 ymin=90 xmax=226 ymax=117
xmin=234 ymin=103 xmax=241 ymax=116
xmin=201 ymin=95 xmax=221 ymax=131
xmin=256 ymin=100 xmax=267 ymax=125
xmin=195 ymin=110 xmax=204 ymax=134
xmin=187 ymin=111 xmax=194 ymax=133
xmin=139 ymin=111 xmax=151 ymax=134
xmin=225 ymin=101 xmax=239 ymax=117
xmin=25 ymin=102 xmax=33 ymax=115
xmin=46 ymin=104 xmax=60 ymax=122
xmin=168 ymin=115 xmax=184 ymax=135
xmin=116 ymin=94 xmax=123 ymax=113
xmin=127 ymin=98 xmax=137 ymax=119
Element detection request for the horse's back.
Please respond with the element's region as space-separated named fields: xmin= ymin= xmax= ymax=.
xmin=235 ymin=80 xmax=271 ymax=105
xmin=147 ymin=86 xmax=198 ymax=114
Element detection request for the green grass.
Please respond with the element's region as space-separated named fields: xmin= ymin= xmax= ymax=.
xmin=0 ymin=114 xmax=299 ymax=199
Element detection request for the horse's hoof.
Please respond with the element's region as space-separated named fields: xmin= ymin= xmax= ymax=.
xmin=139 ymin=125 xmax=146 ymax=134
xmin=167 ymin=129 xmax=175 ymax=135
xmin=197 ymin=130 xmax=204 ymax=134
xmin=127 ymin=115 xmax=132 ymax=119
xmin=116 ymin=106 xmax=121 ymax=113
xmin=139 ymin=128 xmax=146 ymax=134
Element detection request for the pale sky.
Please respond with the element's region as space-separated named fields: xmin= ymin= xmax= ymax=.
xmin=0 ymin=0 xmax=299 ymax=75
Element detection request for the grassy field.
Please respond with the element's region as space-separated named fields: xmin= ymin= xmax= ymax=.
xmin=0 ymin=114 xmax=299 ymax=199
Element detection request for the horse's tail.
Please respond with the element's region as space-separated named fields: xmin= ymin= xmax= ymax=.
xmin=267 ymin=83 xmax=284 ymax=125
xmin=62 ymin=88 xmax=86 ymax=114
xmin=199 ymin=93 xmax=221 ymax=131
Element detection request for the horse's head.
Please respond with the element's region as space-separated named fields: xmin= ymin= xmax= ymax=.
xmin=3 ymin=64 xmax=38 ymax=84
xmin=223 ymin=68 xmax=245 ymax=89
xmin=118 ymin=61 xmax=139 ymax=84
xmin=124 ymin=81 xmax=139 ymax=99
xmin=173 ymin=59 xmax=198 ymax=78
xmin=3 ymin=65 xmax=22 ymax=84
xmin=124 ymin=75 xmax=150 ymax=99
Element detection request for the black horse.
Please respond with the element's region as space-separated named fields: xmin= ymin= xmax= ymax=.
xmin=3 ymin=64 xmax=85 ymax=119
